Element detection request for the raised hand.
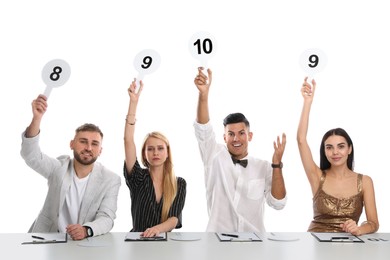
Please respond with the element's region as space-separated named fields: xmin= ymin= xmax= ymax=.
xmin=194 ymin=67 xmax=212 ymax=94
xmin=128 ymin=78 xmax=144 ymax=103
xmin=301 ymin=76 xmax=316 ymax=101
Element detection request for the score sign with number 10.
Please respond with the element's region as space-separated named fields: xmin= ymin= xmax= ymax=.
xmin=189 ymin=31 xmax=217 ymax=68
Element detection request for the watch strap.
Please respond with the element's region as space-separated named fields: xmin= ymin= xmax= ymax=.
xmin=271 ymin=162 xmax=283 ymax=169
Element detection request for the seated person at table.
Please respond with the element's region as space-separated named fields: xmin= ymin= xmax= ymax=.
xmin=21 ymin=95 xmax=121 ymax=240
xmin=123 ymin=78 xmax=186 ymax=237
xmin=193 ymin=67 xmax=287 ymax=232
xmin=297 ymin=77 xmax=379 ymax=235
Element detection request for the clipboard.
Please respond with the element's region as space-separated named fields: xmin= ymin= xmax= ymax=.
xmin=124 ymin=232 xmax=167 ymax=242
xmin=216 ymin=232 xmax=262 ymax=242
xmin=22 ymin=233 xmax=68 ymax=245
xmin=311 ymin=232 xmax=364 ymax=243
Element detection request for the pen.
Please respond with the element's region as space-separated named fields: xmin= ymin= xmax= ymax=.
xmin=221 ymin=233 xmax=239 ymax=238
xmin=331 ymin=236 xmax=353 ymax=242
xmin=139 ymin=236 xmax=165 ymax=240
xmin=32 ymin=240 xmax=57 ymax=243
xmin=331 ymin=237 xmax=351 ymax=240
xmin=32 ymin=235 xmax=45 ymax=240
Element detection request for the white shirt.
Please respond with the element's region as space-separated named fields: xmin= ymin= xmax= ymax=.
xmin=194 ymin=121 xmax=286 ymax=232
xmin=58 ymin=167 xmax=90 ymax=232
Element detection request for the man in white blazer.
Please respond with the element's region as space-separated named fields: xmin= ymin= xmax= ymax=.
xmin=21 ymin=94 xmax=121 ymax=240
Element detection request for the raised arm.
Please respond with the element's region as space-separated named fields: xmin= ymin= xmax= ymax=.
xmin=194 ymin=67 xmax=212 ymax=124
xmin=124 ymin=79 xmax=143 ymax=173
xmin=296 ymin=77 xmax=322 ymax=195
xmin=26 ymin=94 xmax=48 ymax=138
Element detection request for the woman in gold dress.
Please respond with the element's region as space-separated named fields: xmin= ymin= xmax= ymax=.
xmin=297 ymin=77 xmax=379 ymax=235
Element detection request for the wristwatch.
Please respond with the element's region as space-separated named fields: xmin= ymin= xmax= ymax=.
xmin=84 ymin=226 xmax=94 ymax=237
xmin=271 ymin=162 xmax=283 ymax=169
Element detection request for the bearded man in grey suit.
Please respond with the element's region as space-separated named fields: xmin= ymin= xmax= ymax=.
xmin=21 ymin=94 xmax=121 ymax=240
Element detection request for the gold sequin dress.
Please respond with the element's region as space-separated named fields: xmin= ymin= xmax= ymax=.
xmin=308 ymin=171 xmax=363 ymax=232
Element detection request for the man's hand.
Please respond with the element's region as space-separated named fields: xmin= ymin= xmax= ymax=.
xmin=31 ymin=94 xmax=48 ymax=120
xmin=272 ymin=133 xmax=287 ymax=164
xmin=194 ymin=67 xmax=212 ymax=94
xmin=66 ymin=224 xmax=87 ymax=240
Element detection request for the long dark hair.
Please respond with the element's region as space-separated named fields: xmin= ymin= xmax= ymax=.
xmin=319 ymin=128 xmax=354 ymax=170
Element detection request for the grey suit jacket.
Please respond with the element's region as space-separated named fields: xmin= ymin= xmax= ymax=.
xmin=20 ymin=131 xmax=121 ymax=237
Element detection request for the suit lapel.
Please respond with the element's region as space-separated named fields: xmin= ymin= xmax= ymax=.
xmin=59 ymin=161 xmax=73 ymax=212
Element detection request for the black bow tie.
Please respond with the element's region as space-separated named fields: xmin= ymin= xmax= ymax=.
xmin=232 ymin=157 xmax=248 ymax=168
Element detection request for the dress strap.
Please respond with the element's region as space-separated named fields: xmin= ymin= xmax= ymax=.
xmin=357 ymin=173 xmax=363 ymax=193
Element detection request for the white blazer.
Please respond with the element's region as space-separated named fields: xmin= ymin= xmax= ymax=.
xmin=21 ymin=132 xmax=121 ymax=236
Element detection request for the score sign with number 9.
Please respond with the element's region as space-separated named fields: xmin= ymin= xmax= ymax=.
xmin=133 ymin=49 xmax=161 ymax=80
xmin=299 ymin=48 xmax=327 ymax=77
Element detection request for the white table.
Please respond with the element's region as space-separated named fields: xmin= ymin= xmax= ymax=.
xmin=2 ymin=232 xmax=390 ymax=260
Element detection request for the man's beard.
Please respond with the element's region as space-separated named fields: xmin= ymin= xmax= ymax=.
xmin=73 ymin=151 xmax=98 ymax=166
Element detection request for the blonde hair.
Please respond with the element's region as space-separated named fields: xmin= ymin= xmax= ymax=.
xmin=141 ymin=131 xmax=177 ymax=222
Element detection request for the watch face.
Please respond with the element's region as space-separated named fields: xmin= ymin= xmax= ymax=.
xmin=85 ymin=227 xmax=92 ymax=237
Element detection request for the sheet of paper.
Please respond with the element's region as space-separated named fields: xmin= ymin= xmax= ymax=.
xmin=311 ymin=232 xmax=364 ymax=243
xmin=216 ymin=232 xmax=262 ymax=242
xmin=22 ymin=233 xmax=67 ymax=245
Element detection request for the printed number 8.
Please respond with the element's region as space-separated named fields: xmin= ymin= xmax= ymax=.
xmin=141 ymin=56 xmax=153 ymax=69
xmin=50 ymin=66 xmax=62 ymax=81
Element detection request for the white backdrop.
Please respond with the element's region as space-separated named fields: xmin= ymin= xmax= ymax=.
xmin=1 ymin=0 xmax=389 ymax=233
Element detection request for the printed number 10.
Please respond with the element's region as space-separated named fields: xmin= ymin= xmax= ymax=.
xmin=194 ymin=38 xmax=213 ymax=55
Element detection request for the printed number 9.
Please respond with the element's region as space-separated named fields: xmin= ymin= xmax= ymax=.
xmin=50 ymin=66 xmax=62 ymax=81
xmin=308 ymin=55 xmax=319 ymax=68
xmin=194 ymin=38 xmax=213 ymax=55
xmin=141 ymin=56 xmax=152 ymax=69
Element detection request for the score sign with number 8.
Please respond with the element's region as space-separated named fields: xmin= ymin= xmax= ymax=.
xmin=42 ymin=59 xmax=71 ymax=98
xmin=299 ymin=48 xmax=327 ymax=77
